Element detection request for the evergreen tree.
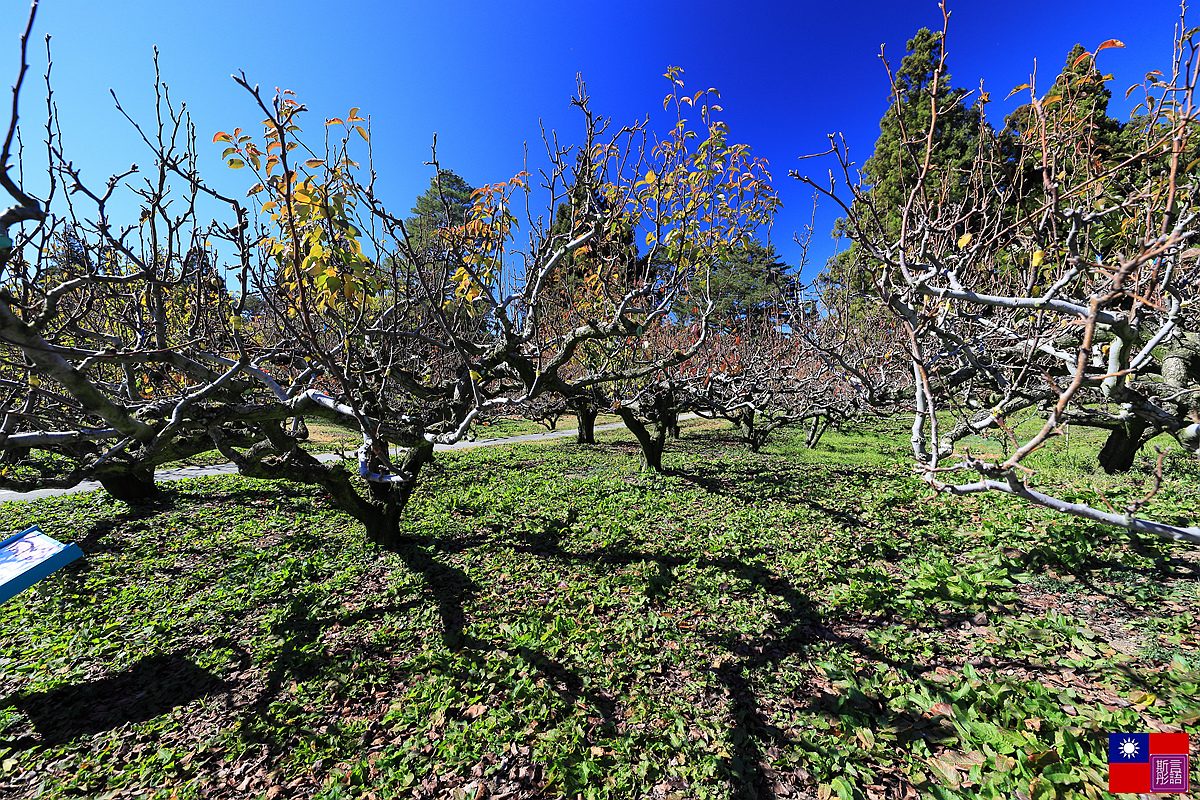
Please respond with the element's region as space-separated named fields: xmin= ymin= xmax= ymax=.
xmin=405 ymin=169 xmax=475 ymax=259
xmin=860 ymin=28 xmax=982 ymax=238
xmin=824 ymin=28 xmax=984 ymax=303
xmin=1001 ymin=43 xmax=1125 ymax=207
xmin=547 ymin=152 xmax=643 ymax=291
xmin=682 ymin=239 xmax=791 ymax=331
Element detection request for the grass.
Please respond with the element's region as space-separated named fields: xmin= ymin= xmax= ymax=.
xmin=0 ymin=420 xmax=1197 ymax=799
xmin=469 ymin=413 xmax=624 ymax=441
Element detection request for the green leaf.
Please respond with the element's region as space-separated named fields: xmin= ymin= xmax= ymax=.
xmin=830 ymin=776 xmax=855 ymax=800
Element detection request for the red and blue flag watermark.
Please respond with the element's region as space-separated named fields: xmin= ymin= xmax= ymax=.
xmin=1108 ymin=732 xmax=1189 ymax=793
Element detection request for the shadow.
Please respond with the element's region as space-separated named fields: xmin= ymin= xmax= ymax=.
xmin=72 ymin=491 xmax=181 ymax=556
xmin=389 ymin=539 xmax=484 ymax=651
xmin=511 ymin=645 xmax=618 ymax=722
xmin=674 ymin=463 xmax=869 ymax=529
xmin=1 ymin=653 xmax=224 ymax=748
xmin=481 ymin=510 xmax=934 ymax=798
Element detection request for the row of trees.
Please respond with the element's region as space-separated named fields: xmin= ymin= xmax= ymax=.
xmin=3 ymin=1 xmax=1198 ymax=548
xmin=0 ymin=2 xmax=789 ymax=548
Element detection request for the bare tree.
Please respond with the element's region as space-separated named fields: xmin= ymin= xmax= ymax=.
xmin=797 ymin=8 xmax=1200 ymax=543
xmin=0 ymin=9 xmax=778 ymax=548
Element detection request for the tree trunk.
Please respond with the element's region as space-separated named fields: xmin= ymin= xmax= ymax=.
xmin=615 ymin=407 xmax=665 ymax=473
xmin=289 ymin=417 xmax=309 ymax=440
xmin=98 ymin=467 xmax=159 ymax=501
xmin=575 ymin=405 xmax=598 ymax=444
xmin=738 ymin=408 xmax=757 ymax=451
xmin=231 ymin=420 xmax=434 ymax=552
xmin=805 ymin=415 xmax=830 ymax=449
xmin=361 ymin=441 xmax=435 ymax=550
xmin=664 ymin=407 xmax=680 ymax=439
xmin=1098 ymin=419 xmax=1148 ymax=474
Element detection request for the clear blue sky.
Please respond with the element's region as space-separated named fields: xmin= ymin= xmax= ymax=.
xmin=3 ymin=0 xmax=1187 ymax=279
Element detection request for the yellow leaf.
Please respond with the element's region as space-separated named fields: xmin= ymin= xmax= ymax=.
xmin=957 ymin=232 xmax=973 ymax=249
xmin=355 ymin=126 xmax=369 ymax=142
xmin=229 ymin=316 xmax=244 ymax=330
xmin=304 ymin=158 xmax=324 ymax=168
xmin=227 ymin=158 xmax=246 ymax=169
xmin=1032 ymin=250 xmax=1045 ymax=267
xmin=469 ymin=371 xmax=482 ymax=382
xmin=27 ymin=376 xmax=40 ymax=388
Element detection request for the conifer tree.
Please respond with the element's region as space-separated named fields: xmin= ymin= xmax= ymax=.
xmin=405 ymin=169 xmax=475 ymax=259
xmin=824 ymin=28 xmax=982 ymax=302
xmin=861 ymin=28 xmax=981 ymax=238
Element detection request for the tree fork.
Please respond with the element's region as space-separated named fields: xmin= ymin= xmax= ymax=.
xmin=615 ymin=407 xmax=666 ymax=473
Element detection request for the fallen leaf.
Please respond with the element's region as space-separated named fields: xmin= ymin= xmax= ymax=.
xmin=929 ymin=702 xmax=954 ymax=718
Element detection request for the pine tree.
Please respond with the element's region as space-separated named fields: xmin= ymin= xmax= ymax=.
xmin=1001 ymin=43 xmax=1125 ymax=205
xmin=405 ymin=169 xmax=475 ymax=260
xmin=682 ymin=239 xmax=790 ymax=332
xmin=861 ymin=28 xmax=982 ymax=238
xmin=824 ymin=28 xmax=983 ymax=302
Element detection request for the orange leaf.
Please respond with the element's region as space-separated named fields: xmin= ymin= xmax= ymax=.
xmin=213 ymin=131 xmax=231 ymax=143
xmin=325 ymin=117 xmax=344 ymax=126
xmin=1072 ymin=51 xmax=1092 ymax=67
xmin=1096 ymin=38 xmax=1125 ymax=53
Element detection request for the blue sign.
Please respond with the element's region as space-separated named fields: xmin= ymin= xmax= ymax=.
xmin=0 ymin=526 xmax=83 ymax=604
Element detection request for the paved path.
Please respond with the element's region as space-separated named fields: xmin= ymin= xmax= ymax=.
xmin=0 ymin=416 xmax=691 ymax=503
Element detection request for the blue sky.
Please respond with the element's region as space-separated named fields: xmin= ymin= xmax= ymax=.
xmin=3 ymin=0 xmax=1188 ymax=278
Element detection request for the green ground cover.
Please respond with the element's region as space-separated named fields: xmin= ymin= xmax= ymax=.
xmin=469 ymin=414 xmax=624 ymax=440
xmin=0 ymin=421 xmax=1197 ymax=799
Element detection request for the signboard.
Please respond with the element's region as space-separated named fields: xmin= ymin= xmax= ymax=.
xmin=0 ymin=526 xmax=83 ymax=604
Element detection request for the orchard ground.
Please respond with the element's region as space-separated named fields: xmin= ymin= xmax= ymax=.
xmin=0 ymin=417 xmax=1197 ymax=800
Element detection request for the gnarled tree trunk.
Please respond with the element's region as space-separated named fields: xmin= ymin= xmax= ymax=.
xmin=1098 ymin=418 xmax=1148 ymax=474
xmin=805 ymin=414 xmax=830 ymax=449
xmin=615 ymin=407 xmax=667 ymax=473
xmin=97 ymin=467 xmax=159 ymax=501
xmin=737 ymin=408 xmax=759 ymax=452
xmin=574 ymin=404 xmax=599 ymax=444
xmin=361 ymin=441 xmax=434 ymax=549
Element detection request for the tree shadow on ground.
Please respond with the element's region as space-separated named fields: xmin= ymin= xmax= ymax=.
xmin=71 ymin=491 xmax=181 ymax=556
xmin=674 ymin=463 xmax=871 ymax=529
xmin=0 ymin=653 xmax=225 ymax=748
xmin=484 ymin=509 xmax=935 ymax=799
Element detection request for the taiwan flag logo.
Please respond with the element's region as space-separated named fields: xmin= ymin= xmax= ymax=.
xmin=1108 ymin=732 xmax=1190 ymax=793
